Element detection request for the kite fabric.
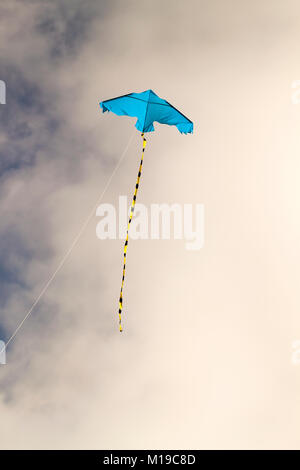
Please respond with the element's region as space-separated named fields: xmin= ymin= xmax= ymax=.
xmin=100 ymin=89 xmax=193 ymax=134
xmin=99 ymin=90 xmax=193 ymax=332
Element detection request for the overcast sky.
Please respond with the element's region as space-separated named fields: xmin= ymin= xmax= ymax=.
xmin=0 ymin=0 xmax=300 ymax=449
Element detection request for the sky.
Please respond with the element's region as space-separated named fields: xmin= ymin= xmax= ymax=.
xmin=1 ymin=0 xmax=300 ymax=449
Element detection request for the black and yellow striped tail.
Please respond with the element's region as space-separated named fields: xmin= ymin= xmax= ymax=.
xmin=118 ymin=132 xmax=147 ymax=332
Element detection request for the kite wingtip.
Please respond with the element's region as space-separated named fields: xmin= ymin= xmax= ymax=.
xmin=99 ymin=102 xmax=108 ymax=113
xmin=177 ymin=122 xmax=194 ymax=135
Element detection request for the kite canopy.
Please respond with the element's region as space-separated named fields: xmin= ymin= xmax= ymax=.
xmin=100 ymin=89 xmax=193 ymax=134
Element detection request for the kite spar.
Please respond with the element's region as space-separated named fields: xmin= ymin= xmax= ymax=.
xmin=100 ymin=89 xmax=193 ymax=332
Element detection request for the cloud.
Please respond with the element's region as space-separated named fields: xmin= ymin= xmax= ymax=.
xmin=0 ymin=0 xmax=300 ymax=450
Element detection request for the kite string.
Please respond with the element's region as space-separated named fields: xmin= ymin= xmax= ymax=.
xmin=118 ymin=132 xmax=147 ymax=332
xmin=0 ymin=131 xmax=135 ymax=357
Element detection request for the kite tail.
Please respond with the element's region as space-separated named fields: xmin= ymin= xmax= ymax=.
xmin=118 ymin=133 xmax=147 ymax=332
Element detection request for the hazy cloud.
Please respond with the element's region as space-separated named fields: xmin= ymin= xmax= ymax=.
xmin=0 ymin=0 xmax=300 ymax=450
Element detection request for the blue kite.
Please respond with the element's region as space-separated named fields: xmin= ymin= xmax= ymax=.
xmin=100 ymin=89 xmax=193 ymax=134
xmin=99 ymin=90 xmax=193 ymax=332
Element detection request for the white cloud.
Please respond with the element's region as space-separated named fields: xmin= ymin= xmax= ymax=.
xmin=1 ymin=0 xmax=300 ymax=450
